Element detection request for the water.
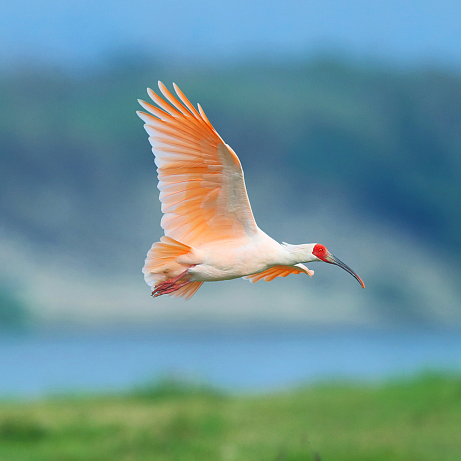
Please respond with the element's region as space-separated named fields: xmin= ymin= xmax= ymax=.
xmin=0 ymin=328 xmax=460 ymax=397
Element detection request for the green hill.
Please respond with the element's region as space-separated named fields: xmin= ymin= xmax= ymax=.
xmin=2 ymin=57 xmax=460 ymax=257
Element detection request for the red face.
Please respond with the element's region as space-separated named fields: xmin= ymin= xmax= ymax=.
xmin=312 ymin=243 xmax=329 ymax=262
xmin=312 ymin=243 xmax=365 ymax=288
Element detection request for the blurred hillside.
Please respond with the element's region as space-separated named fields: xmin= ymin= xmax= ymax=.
xmin=1 ymin=56 xmax=460 ymax=330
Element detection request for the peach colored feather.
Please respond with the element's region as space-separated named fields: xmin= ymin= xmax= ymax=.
xmin=244 ymin=264 xmax=314 ymax=283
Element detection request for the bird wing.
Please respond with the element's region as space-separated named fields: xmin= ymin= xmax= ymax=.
xmin=244 ymin=264 xmax=314 ymax=282
xmin=137 ymin=82 xmax=258 ymax=247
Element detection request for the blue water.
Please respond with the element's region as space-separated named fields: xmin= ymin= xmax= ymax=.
xmin=1 ymin=328 xmax=460 ymax=397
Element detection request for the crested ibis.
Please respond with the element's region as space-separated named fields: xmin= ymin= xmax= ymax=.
xmin=137 ymin=82 xmax=365 ymax=299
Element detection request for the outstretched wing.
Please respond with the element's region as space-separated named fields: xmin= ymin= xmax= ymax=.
xmin=137 ymin=82 xmax=258 ymax=247
xmin=244 ymin=264 xmax=314 ymax=282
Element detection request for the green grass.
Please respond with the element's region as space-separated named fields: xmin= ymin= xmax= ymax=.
xmin=0 ymin=374 xmax=460 ymax=461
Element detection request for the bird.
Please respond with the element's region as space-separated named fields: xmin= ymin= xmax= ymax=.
xmin=137 ymin=82 xmax=365 ymax=300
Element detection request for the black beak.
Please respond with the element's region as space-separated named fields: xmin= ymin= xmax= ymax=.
xmin=326 ymin=253 xmax=365 ymax=288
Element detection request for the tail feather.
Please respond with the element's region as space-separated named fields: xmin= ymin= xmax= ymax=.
xmin=143 ymin=236 xmax=192 ymax=271
xmin=170 ymin=281 xmax=204 ymax=300
xmin=143 ymin=236 xmax=203 ymax=300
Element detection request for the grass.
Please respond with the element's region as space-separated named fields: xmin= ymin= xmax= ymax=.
xmin=0 ymin=374 xmax=460 ymax=461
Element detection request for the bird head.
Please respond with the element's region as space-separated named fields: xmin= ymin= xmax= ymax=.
xmin=312 ymin=244 xmax=365 ymax=288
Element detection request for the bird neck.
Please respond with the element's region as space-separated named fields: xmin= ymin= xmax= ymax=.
xmin=281 ymin=242 xmax=317 ymax=265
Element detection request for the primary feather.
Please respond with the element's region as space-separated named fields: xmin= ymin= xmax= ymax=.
xmin=138 ymin=83 xmax=257 ymax=248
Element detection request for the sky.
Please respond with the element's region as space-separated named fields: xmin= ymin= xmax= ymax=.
xmin=2 ymin=0 xmax=461 ymax=70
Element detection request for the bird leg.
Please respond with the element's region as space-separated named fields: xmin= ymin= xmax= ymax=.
xmin=151 ymin=267 xmax=194 ymax=298
xmin=152 ymin=280 xmax=190 ymax=297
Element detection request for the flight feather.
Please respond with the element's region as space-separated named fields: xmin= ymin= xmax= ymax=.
xmin=137 ymin=82 xmax=258 ymax=247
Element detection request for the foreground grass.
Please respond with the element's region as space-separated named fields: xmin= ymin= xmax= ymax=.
xmin=0 ymin=374 xmax=460 ymax=461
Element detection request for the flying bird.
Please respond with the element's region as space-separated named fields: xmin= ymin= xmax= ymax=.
xmin=137 ymin=82 xmax=365 ymax=300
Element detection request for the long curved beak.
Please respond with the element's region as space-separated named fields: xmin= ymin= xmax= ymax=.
xmin=326 ymin=253 xmax=365 ymax=288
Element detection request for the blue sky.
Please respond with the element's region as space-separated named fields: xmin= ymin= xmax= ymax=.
xmin=2 ymin=0 xmax=461 ymax=70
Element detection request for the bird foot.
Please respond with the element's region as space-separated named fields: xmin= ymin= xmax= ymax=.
xmin=152 ymin=280 xmax=189 ymax=297
xmin=151 ymin=267 xmax=194 ymax=298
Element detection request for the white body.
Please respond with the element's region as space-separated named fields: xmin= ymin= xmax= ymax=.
xmin=185 ymin=232 xmax=317 ymax=282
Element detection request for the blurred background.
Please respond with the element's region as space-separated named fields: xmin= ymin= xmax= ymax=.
xmin=1 ymin=0 xmax=461 ymax=397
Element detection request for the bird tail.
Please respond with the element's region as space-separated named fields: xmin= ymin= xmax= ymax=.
xmin=142 ymin=236 xmax=203 ymax=300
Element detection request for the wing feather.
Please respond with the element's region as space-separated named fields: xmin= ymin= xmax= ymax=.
xmin=173 ymin=83 xmax=206 ymax=122
xmin=244 ymin=264 xmax=314 ymax=283
xmin=138 ymin=82 xmax=258 ymax=247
